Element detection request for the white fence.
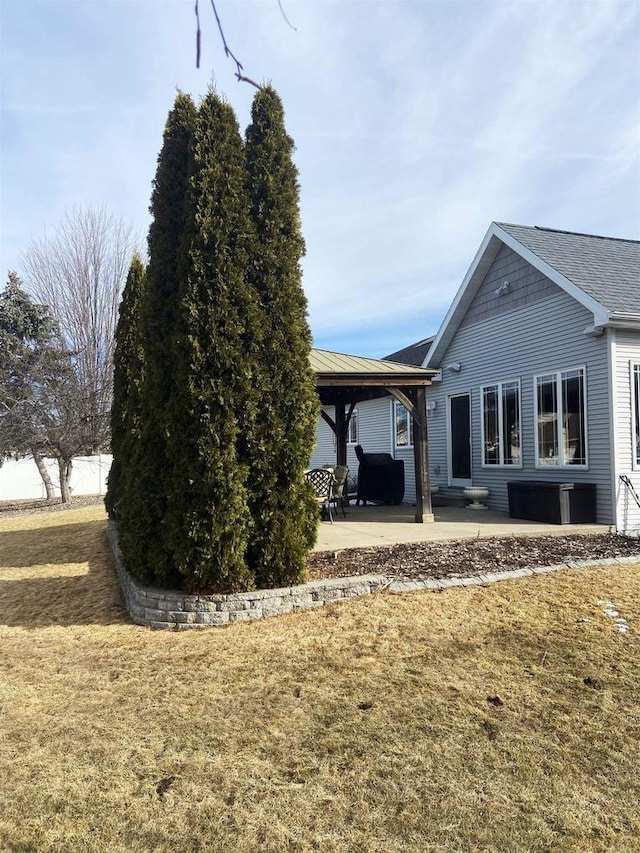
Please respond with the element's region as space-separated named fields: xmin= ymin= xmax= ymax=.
xmin=0 ymin=455 xmax=113 ymax=501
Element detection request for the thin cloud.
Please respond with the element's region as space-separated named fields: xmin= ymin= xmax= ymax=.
xmin=1 ymin=0 xmax=638 ymax=356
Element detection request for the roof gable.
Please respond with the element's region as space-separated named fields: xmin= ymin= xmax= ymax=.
xmin=425 ymin=222 xmax=640 ymax=368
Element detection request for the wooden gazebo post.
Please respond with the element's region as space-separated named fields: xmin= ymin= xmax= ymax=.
xmin=389 ymin=387 xmax=433 ymax=523
xmin=411 ymin=386 xmax=434 ymax=523
xmin=334 ymin=403 xmax=347 ymax=468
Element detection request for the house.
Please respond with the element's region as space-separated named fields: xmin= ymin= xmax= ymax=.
xmin=312 ymin=222 xmax=640 ymax=531
xmin=426 ymin=222 xmax=640 ymax=529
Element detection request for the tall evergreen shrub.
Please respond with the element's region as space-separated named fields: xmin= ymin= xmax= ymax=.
xmin=118 ymin=93 xmax=197 ymax=585
xmin=244 ymin=86 xmax=319 ymax=588
xmin=162 ymin=90 xmax=258 ymax=592
xmin=105 ymin=255 xmax=146 ymax=520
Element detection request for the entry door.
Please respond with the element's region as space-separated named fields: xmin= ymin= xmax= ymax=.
xmin=449 ymin=393 xmax=472 ymax=485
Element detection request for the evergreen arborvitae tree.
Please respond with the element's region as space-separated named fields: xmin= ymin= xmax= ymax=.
xmin=0 ymin=272 xmax=86 ymax=501
xmin=118 ymin=93 xmax=197 ymax=585
xmin=244 ymin=86 xmax=319 ymax=588
xmin=105 ymin=255 xmax=146 ymax=520
xmin=162 ymin=90 xmax=258 ymax=593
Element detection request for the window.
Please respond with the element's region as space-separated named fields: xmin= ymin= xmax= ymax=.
xmin=347 ymin=408 xmax=358 ymax=444
xmin=632 ymin=364 xmax=640 ymax=467
xmin=394 ymin=402 xmax=413 ymax=447
xmin=535 ymin=368 xmax=586 ymax=466
xmin=481 ymin=380 xmax=521 ymax=466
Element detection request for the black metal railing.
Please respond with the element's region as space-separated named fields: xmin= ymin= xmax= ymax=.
xmin=619 ymin=474 xmax=640 ymax=511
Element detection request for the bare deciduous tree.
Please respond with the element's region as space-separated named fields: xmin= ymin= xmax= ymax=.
xmin=22 ymin=206 xmax=137 ymax=453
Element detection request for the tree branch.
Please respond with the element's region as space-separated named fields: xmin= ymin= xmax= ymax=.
xmin=194 ymin=0 xmax=262 ymax=88
xmin=278 ymin=0 xmax=297 ymax=32
xmin=194 ymin=0 xmax=202 ymax=69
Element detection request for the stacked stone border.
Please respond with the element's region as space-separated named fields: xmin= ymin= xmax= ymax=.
xmin=108 ymin=522 xmax=390 ymax=629
xmin=108 ymin=522 xmax=640 ymax=630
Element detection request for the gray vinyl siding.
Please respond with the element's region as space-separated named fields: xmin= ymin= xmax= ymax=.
xmin=460 ymin=244 xmax=558 ymax=329
xmin=356 ymin=397 xmax=393 ymax=451
xmin=394 ymin=444 xmax=415 ymax=501
xmin=426 ymin=395 xmax=448 ymax=495
xmin=310 ymin=410 xmax=336 ymax=467
xmin=427 ymin=279 xmax=613 ymax=523
xmin=612 ymin=328 xmax=640 ymax=533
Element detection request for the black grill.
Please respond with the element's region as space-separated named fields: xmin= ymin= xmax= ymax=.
xmin=355 ymin=445 xmax=405 ymax=506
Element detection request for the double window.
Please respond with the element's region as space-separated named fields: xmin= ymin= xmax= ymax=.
xmin=481 ymin=380 xmax=521 ymax=466
xmin=535 ymin=368 xmax=586 ymax=466
xmin=394 ymin=402 xmax=413 ymax=447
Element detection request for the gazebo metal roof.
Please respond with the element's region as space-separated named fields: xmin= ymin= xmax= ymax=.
xmin=310 ymin=348 xmax=437 ymax=406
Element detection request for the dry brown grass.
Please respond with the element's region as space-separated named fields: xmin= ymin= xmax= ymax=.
xmin=0 ymin=506 xmax=639 ymax=852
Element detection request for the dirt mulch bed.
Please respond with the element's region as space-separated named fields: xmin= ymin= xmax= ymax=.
xmin=3 ymin=498 xmax=640 ymax=586
xmin=307 ymin=533 xmax=640 ymax=582
xmin=0 ymin=495 xmax=105 ymax=519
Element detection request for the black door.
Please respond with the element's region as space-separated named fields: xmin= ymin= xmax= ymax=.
xmin=450 ymin=393 xmax=471 ymax=482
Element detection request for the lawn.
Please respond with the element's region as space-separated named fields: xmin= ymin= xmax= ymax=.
xmin=0 ymin=505 xmax=639 ymax=852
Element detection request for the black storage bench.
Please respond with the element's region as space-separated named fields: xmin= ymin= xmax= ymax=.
xmin=507 ymin=481 xmax=596 ymax=524
xmin=355 ymin=445 xmax=405 ymax=506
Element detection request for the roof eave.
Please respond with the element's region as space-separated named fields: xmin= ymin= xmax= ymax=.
xmin=606 ymin=313 xmax=640 ymax=330
xmin=316 ymin=372 xmax=436 ymax=387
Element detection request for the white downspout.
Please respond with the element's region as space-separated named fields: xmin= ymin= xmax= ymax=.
xmin=608 ymin=327 xmax=619 ymax=531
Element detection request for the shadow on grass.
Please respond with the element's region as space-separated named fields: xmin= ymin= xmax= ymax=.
xmin=0 ymin=519 xmax=108 ymax=568
xmin=0 ymin=519 xmax=128 ymax=627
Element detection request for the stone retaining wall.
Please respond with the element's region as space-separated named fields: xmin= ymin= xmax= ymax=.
xmin=108 ymin=522 xmax=640 ymax=629
xmin=108 ymin=522 xmax=389 ymax=629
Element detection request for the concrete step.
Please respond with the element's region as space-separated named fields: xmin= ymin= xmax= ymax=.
xmin=432 ymin=488 xmax=468 ymax=508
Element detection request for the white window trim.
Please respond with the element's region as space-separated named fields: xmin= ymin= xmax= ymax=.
xmin=480 ymin=379 xmax=522 ymax=468
xmin=631 ymin=362 xmax=640 ymax=470
xmin=393 ymin=401 xmax=413 ymax=448
xmin=446 ymin=391 xmax=473 ymax=487
xmin=533 ymin=365 xmax=588 ymax=469
xmin=346 ymin=407 xmax=358 ymax=445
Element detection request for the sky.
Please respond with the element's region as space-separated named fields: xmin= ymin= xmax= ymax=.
xmin=1 ymin=0 xmax=639 ymax=358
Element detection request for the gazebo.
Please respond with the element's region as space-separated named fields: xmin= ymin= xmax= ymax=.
xmin=310 ymin=349 xmax=438 ymax=522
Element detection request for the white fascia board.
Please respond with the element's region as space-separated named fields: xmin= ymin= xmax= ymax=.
xmin=493 ymin=224 xmax=611 ymax=327
xmin=423 ymin=224 xmax=501 ymax=368
xmin=607 ymin=313 xmax=640 ymax=330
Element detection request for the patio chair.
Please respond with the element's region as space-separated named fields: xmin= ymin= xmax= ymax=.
xmin=329 ymin=465 xmax=349 ymax=518
xmin=305 ymin=467 xmax=335 ymax=523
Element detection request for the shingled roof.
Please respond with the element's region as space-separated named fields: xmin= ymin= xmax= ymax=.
xmin=383 ymin=336 xmax=435 ymax=367
xmin=496 ymin=223 xmax=640 ymax=315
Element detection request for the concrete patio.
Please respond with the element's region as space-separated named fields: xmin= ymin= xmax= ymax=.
xmin=313 ymin=503 xmax=611 ymax=552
